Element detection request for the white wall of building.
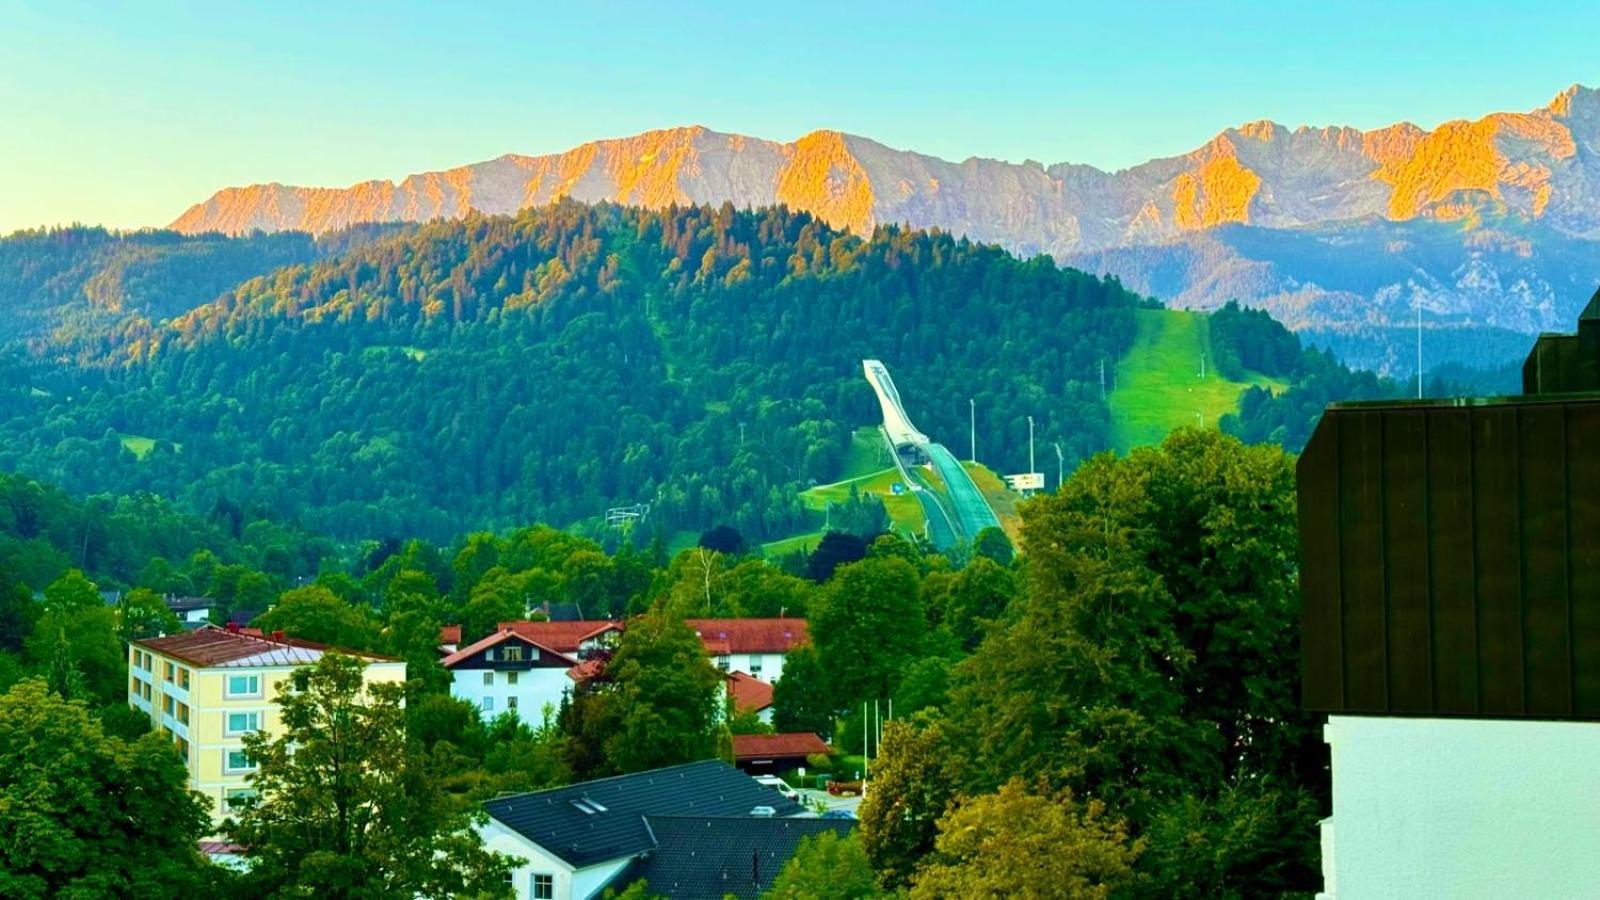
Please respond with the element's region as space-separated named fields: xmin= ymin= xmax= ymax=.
xmin=712 ymin=652 xmax=786 ymax=683
xmin=451 ymin=668 xmax=570 ymax=726
xmin=1320 ymin=715 xmax=1600 ymax=900
xmin=480 ymin=819 xmax=575 ymax=900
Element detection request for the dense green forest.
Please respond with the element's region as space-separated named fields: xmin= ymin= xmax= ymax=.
xmin=0 ymin=204 xmax=1138 ymax=542
xmin=0 ymin=429 xmax=1324 ymax=897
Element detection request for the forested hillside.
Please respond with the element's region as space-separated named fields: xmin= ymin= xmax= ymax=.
xmin=0 ymin=203 xmax=1138 ymax=542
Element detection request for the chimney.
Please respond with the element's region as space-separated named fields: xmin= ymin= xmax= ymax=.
xmin=271 ymin=630 xmax=285 ymax=643
xmin=225 ymin=622 xmax=240 ymax=634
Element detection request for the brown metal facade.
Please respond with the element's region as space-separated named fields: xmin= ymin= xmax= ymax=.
xmin=1299 ymin=394 xmax=1600 ymax=719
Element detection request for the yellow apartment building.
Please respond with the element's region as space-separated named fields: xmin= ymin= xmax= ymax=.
xmin=129 ymin=624 xmax=406 ymax=826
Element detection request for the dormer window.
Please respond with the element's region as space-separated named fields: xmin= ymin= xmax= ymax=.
xmin=505 ymin=645 xmax=524 ymax=662
xmin=570 ymin=796 xmax=609 ymax=815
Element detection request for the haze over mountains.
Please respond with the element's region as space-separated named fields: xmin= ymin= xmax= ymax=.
xmin=168 ymin=84 xmax=1600 ymax=374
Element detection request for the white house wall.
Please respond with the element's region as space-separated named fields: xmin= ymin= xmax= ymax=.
xmin=451 ymin=668 xmax=570 ymax=726
xmin=713 ymin=652 xmax=787 ymax=683
xmin=1320 ymin=715 xmax=1600 ymax=900
xmin=479 ymin=819 xmax=576 ymax=900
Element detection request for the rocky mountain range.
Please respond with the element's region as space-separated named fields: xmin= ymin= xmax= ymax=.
xmin=171 ymin=84 xmax=1600 ymax=374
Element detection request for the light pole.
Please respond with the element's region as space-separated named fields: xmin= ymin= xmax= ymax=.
xmin=1027 ymin=416 xmax=1036 ymax=488
xmin=969 ymin=398 xmax=976 ymax=463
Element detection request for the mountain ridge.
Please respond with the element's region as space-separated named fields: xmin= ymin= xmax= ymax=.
xmin=171 ymin=85 xmax=1600 ymax=256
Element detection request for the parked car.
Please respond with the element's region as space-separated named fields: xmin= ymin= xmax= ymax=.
xmin=755 ymin=775 xmax=799 ymax=801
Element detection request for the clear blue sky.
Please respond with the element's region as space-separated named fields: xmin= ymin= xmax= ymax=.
xmin=2 ymin=0 xmax=1596 ymax=233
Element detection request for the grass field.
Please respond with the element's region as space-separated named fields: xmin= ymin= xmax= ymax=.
xmin=1108 ymin=309 xmax=1285 ymax=452
xmin=839 ymin=427 xmax=892 ymax=481
xmin=119 ymin=433 xmax=182 ymax=460
xmin=962 ymin=462 xmax=1025 ymax=547
xmin=800 ymin=468 xmax=925 ymax=534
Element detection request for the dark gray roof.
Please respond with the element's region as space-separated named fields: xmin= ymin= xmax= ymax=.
xmin=483 ymin=760 xmax=804 ymax=868
xmin=616 ymin=816 xmax=853 ymax=900
xmin=165 ymin=596 xmax=217 ymax=612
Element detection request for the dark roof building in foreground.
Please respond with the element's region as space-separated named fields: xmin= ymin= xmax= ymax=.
xmin=478 ymin=760 xmax=814 ymax=900
xmin=1300 ymin=299 xmax=1600 ymax=898
xmin=617 ymin=816 xmax=851 ymax=899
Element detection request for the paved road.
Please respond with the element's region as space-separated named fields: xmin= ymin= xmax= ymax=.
xmin=927 ymin=443 xmax=1003 ymax=541
xmin=796 ymin=788 xmax=863 ymax=818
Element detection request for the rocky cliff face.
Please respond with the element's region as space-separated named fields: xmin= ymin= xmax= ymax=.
xmin=171 ymin=85 xmax=1600 ymax=253
xmin=168 ymin=86 xmax=1600 ymax=373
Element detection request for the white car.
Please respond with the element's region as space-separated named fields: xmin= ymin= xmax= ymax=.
xmin=755 ymin=775 xmax=799 ymax=801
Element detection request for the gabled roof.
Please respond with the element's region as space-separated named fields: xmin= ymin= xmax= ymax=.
xmin=685 ymin=619 xmax=808 ymax=655
xmin=164 ymin=596 xmax=217 ymax=612
xmin=731 ymin=733 xmax=831 ymax=761
xmin=482 ymin=760 xmax=804 ymax=868
xmin=727 ymin=671 xmax=773 ymax=714
xmin=617 ymin=816 xmax=853 ymax=900
xmin=440 ymin=629 xmax=579 ymax=669
xmin=499 ymin=620 xmax=621 ymax=653
xmin=135 ymin=625 xmax=395 ymax=669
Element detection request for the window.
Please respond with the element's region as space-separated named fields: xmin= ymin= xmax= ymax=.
xmin=174 ymin=736 xmax=190 ymax=761
xmin=507 ymin=671 xmax=519 ymax=686
xmin=163 ymin=662 xmax=174 ymax=683
xmin=226 ymin=711 xmax=259 ymax=735
xmin=482 ymin=672 xmax=494 ymax=686
xmin=224 ymin=749 xmax=254 ymax=774
xmin=481 ymin=697 xmax=494 ymax=713
xmin=749 ymin=657 xmax=764 ymax=676
xmin=141 ymin=682 xmax=152 ymax=701
xmin=177 ymin=702 xmax=190 ymax=726
xmin=508 ymin=696 xmax=519 ymax=710
xmin=532 ymin=873 xmax=554 ymax=899
xmin=178 ymin=668 xmax=191 ymax=690
xmin=505 ymin=645 xmax=523 ymax=662
xmin=716 ymin=658 xmax=730 ymax=671
xmin=226 ymin=674 xmax=261 ymax=698
xmin=224 ymin=788 xmax=258 ymax=813
xmin=163 ymin=695 xmax=175 ymax=716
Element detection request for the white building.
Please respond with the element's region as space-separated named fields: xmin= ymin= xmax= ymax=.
xmin=684 ymin=618 xmax=807 ymax=683
xmin=442 ymin=629 xmax=579 ymax=725
xmin=1299 ymin=380 xmax=1600 ymax=900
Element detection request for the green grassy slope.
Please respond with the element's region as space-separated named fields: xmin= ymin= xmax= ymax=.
xmin=760 ymin=429 xmax=929 ymax=556
xmin=1109 ymin=308 xmax=1284 ymax=452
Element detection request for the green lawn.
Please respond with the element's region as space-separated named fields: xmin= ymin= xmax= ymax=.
xmin=761 ymin=531 xmax=825 ymax=558
xmin=1109 ymin=309 xmax=1284 ymax=452
xmin=839 ymin=427 xmax=892 ymax=481
xmin=961 ymin=461 xmax=1024 ymax=547
xmin=119 ymin=433 xmax=182 ymax=460
xmin=799 ymin=467 xmax=925 ymax=535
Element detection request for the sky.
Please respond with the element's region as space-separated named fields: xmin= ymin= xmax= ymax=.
xmin=2 ymin=0 xmax=1597 ymax=234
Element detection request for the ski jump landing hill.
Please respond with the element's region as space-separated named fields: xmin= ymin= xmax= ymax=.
xmin=862 ymin=359 xmax=1004 ymax=550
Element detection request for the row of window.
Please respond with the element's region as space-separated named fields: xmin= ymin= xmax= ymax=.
xmin=160 ymin=725 xmax=191 ymax=762
xmin=484 ymin=645 xmax=532 ymax=663
xmin=480 ymin=696 xmax=520 ymax=713
xmin=503 ymin=872 xmax=554 ymax=899
xmin=224 ymin=787 xmax=258 ymax=813
xmin=483 ymin=671 xmax=523 ymax=686
xmin=162 ymin=660 xmax=192 ymax=690
xmin=226 ymin=674 xmax=262 ymax=699
xmin=161 ymin=694 xmax=191 ymax=726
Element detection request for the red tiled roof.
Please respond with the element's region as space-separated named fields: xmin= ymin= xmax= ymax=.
xmin=440 ymin=629 xmax=579 ymax=669
xmin=732 ymin=733 xmax=831 ymax=760
xmin=199 ymin=840 xmax=246 ymax=855
xmin=439 ymin=624 xmax=462 ymax=646
xmin=727 ymin=671 xmax=773 ymax=713
xmin=566 ymin=657 xmax=606 ymax=683
xmin=685 ymin=619 xmax=808 ymax=655
xmin=499 ymin=620 xmax=621 ymax=654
